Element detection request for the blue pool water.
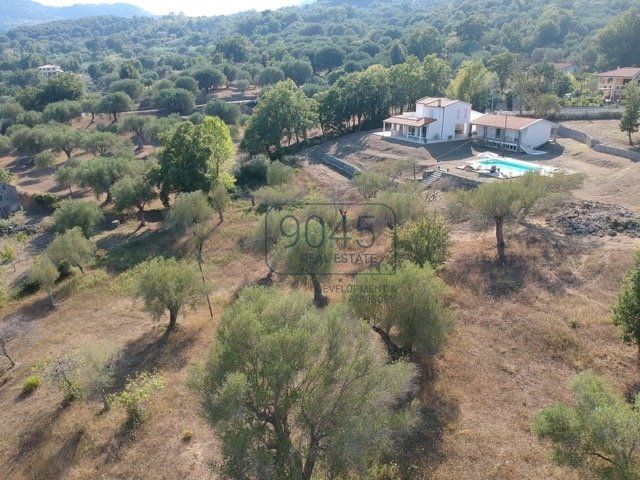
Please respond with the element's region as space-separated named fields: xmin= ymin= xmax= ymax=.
xmin=477 ymin=159 xmax=542 ymax=174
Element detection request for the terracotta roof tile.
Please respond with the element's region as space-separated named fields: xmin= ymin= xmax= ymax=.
xmin=471 ymin=114 xmax=546 ymax=130
xmin=597 ymin=67 xmax=640 ymax=78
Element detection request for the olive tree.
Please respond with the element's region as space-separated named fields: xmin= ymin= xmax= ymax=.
xmin=349 ymin=262 xmax=454 ymax=358
xmin=532 ymin=371 xmax=640 ymax=480
xmin=111 ymin=166 xmax=157 ymax=226
xmin=46 ymin=227 xmax=97 ymax=274
xmin=131 ymin=257 xmax=209 ymax=331
xmin=613 ymin=251 xmax=640 ymax=358
xmin=451 ymin=173 xmax=582 ymax=263
xmin=27 ymin=255 xmax=60 ymax=308
xmin=199 ymin=286 xmax=416 ymax=480
xmin=76 ymin=156 xmax=137 ymax=203
xmin=53 ymin=200 xmax=104 ymax=237
xmin=0 ymin=315 xmax=27 ymax=371
xmin=275 ymin=217 xmax=335 ymax=307
xmin=395 ymin=213 xmax=452 ymax=268
xmin=168 ymin=191 xmax=215 ymax=316
xmin=209 ymin=182 xmax=230 ymax=223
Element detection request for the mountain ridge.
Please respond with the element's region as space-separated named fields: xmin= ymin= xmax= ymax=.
xmin=0 ymin=0 xmax=151 ymax=31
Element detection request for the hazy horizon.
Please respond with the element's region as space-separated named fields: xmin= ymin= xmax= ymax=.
xmin=34 ymin=0 xmax=304 ymax=16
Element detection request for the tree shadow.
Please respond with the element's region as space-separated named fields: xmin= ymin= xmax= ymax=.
xmin=12 ymin=403 xmax=68 ymax=464
xmin=445 ymin=226 xmax=583 ymax=299
xmin=28 ymin=428 xmax=85 ymax=480
xmin=389 ymin=358 xmax=460 ymax=475
xmin=97 ymin=228 xmax=175 ymax=273
xmin=109 ymin=326 xmax=198 ymax=392
xmin=422 ymin=140 xmax=474 ymax=162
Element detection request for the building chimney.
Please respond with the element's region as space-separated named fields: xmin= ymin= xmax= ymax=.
xmin=437 ymin=99 xmax=441 ymax=107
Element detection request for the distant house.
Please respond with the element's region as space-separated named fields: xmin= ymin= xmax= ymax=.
xmin=37 ymin=64 xmax=64 ymax=78
xmin=596 ymin=67 xmax=640 ymax=102
xmin=552 ymin=62 xmax=578 ymax=74
xmin=382 ymin=97 xmax=474 ymax=144
xmin=0 ymin=183 xmax=20 ymax=219
xmin=471 ymin=114 xmax=558 ymax=153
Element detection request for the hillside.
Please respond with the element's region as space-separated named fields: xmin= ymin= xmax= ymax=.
xmin=0 ymin=0 xmax=151 ymax=31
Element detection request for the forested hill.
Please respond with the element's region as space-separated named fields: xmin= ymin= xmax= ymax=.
xmin=2 ymin=0 xmax=637 ymax=73
xmin=0 ymin=0 xmax=150 ymax=31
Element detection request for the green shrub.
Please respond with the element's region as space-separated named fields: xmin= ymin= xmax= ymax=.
xmin=34 ymin=151 xmax=56 ymax=168
xmin=254 ymin=185 xmax=305 ymax=212
xmin=32 ymin=192 xmax=61 ymax=212
xmin=234 ymin=154 xmax=269 ymax=189
xmin=111 ymin=372 xmax=165 ymax=426
xmin=21 ymin=375 xmax=41 ymax=395
xmin=203 ymin=100 xmax=241 ymax=125
xmin=181 ymin=427 xmax=193 ymax=442
xmin=266 ymin=160 xmax=296 ymax=186
xmin=0 ymin=135 xmax=12 ymax=154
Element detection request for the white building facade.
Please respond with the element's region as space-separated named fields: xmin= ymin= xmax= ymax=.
xmin=37 ymin=64 xmax=64 ymax=78
xmin=382 ymin=97 xmax=473 ymax=144
xmin=471 ymin=114 xmax=557 ymax=153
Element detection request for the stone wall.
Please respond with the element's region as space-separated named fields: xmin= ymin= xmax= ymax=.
xmin=318 ymin=154 xmax=362 ymax=179
xmin=557 ymin=125 xmax=601 ymax=147
xmin=548 ymin=106 xmax=623 ymax=121
xmin=593 ymin=144 xmax=640 ymax=162
xmin=557 ymin=125 xmax=640 ymax=161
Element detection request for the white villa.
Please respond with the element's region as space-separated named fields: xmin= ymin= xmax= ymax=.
xmin=37 ymin=64 xmax=64 ymax=78
xmin=382 ymin=97 xmax=474 ymax=144
xmin=471 ymin=114 xmax=558 ymax=153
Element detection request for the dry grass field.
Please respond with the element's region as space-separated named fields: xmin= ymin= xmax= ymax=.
xmin=1 ymin=126 xmax=639 ymax=479
xmin=562 ymin=119 xmax=640 ymax=150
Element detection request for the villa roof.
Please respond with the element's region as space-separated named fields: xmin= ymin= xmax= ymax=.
xmin=383 ymin=114 xmax=436 ymax=128
xmin=415 ymin=97 xmax=463 ymax=108
xmin=471 ymin=114 xmax=553 ymax=130
xmin=37 ymin=64 xmax=62 ymax=69
xmin=596 ymin=67 xmax=640 ymax=78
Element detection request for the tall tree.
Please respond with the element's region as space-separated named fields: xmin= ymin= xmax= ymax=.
xmin=157 ymin=117 xmax=235 ymax=205
xmin=487 ymin=52 xmax=518 ymax=96
xmin=241 ymin=80 xmax=318 ymax=156
xmin=199 ymin=286 xmax=416 ymax=480
xmin=620 ymin=83 xmax=640 ymax=145
xmin=447 ymin=59 xmax=492 ymax=111
xmin=595 ymin=8 xmax=640 ymax=69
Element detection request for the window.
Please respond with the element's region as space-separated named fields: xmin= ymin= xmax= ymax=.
xmin=495 ymin=128 xmax=501 ymax=139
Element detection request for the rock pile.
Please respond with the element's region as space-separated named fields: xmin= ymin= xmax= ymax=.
xmin=547 ymin=201 xmax=640 ymax=238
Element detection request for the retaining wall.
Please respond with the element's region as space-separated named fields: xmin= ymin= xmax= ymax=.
xmin=557 ymin=125 xmax=602 ymax=147
xmin=318 ymin=154 xmax=362 ymax=179
xmin=593 ymin=144 xmax=640 ymax=162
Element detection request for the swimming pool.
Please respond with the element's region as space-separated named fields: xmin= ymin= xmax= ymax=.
xmin=464 ymin=153 xmax=557 ymax=178
xmin=476 ymin=158 xmax=542 ymax=175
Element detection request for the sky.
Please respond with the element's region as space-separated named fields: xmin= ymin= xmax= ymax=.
xmin=34 ymin=0 xmax=303 ymax=16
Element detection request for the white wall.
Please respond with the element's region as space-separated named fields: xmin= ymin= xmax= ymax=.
xmin=415 ymin=100 xmax=472 ymax=141
xmin=520 ymin=121 xmax=552 ymax=148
